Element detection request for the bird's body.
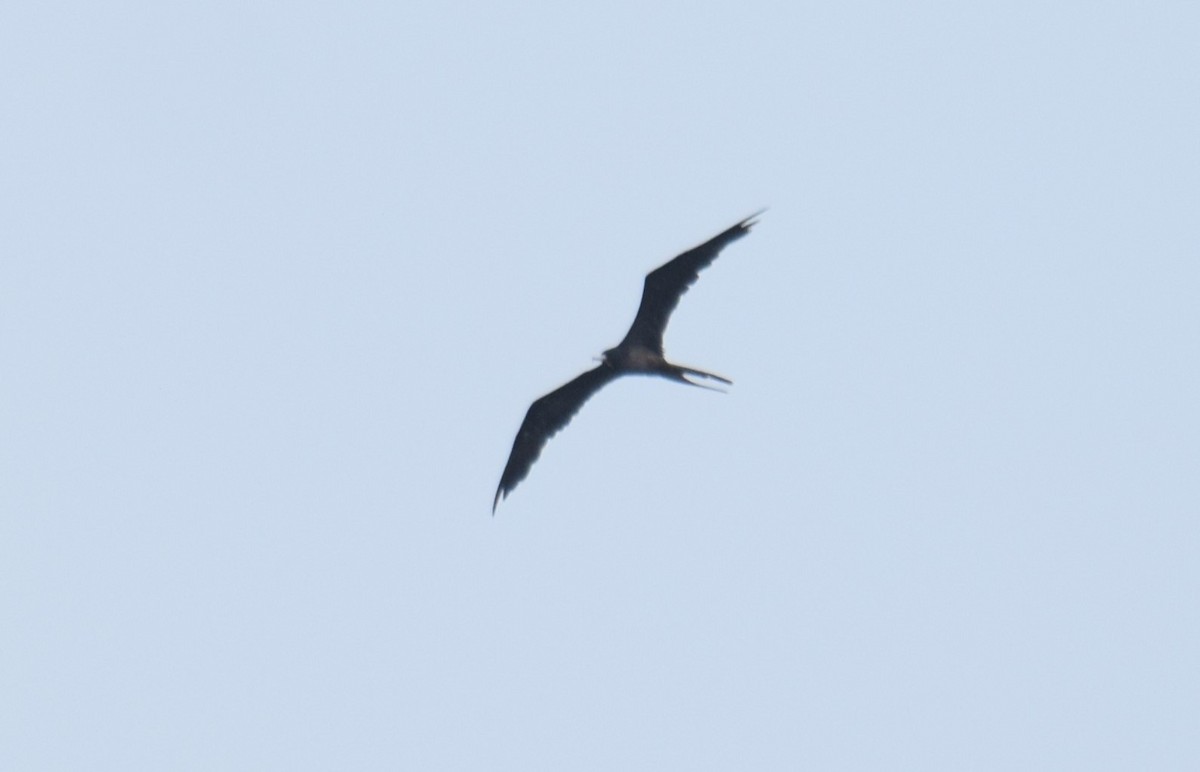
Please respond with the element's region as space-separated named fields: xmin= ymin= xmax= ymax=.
xmin=493 ymin=212 xmax=762 ymax=512
xmin=605 ymin=343 xmax=661 ymax=371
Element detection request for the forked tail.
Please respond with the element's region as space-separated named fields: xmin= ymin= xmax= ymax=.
xmin=668 ymin=363 xmax=733 ymax=391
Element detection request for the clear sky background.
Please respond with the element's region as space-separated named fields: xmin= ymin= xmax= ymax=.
xmin=3 ymin=2 xmax=1197 ymax=769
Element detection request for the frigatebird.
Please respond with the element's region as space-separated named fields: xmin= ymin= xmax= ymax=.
xmin=493 ymin=211 xmax=762 ymax=512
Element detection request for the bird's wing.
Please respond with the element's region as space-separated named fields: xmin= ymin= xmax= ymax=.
xmin=494 ymin=364 xmax=621 ymax=512
xmin=619 ymin=211 xmax=762 ymax=353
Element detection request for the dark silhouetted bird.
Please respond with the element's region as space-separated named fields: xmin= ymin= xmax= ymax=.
xmin=493 ymin=212 xmax=762 ymax=512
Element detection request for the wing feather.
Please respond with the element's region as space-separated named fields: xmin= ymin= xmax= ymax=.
xmin=493 ymin=365 xmax=620 ymax=511
xmin=619 ymin=211 xmax=762 ymax=353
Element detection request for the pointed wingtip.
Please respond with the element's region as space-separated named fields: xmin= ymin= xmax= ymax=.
xmin=742 ymin=208 xmax=768 ymax=229
xmin=492 ymin=487 xmax=503 ymax=515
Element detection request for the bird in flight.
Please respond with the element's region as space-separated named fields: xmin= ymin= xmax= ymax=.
xmin=493 ymin=211 xmax=763 ymax=512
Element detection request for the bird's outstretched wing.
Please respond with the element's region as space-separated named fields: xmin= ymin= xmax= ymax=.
xmin=618 ymin=211 xmax=763 ymax=353
xmin=494 ymin=364 xmax=620 ymax=512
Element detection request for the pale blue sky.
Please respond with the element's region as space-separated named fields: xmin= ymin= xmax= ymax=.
xmin=3 ymin=2 xmax=1198 ymax=769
